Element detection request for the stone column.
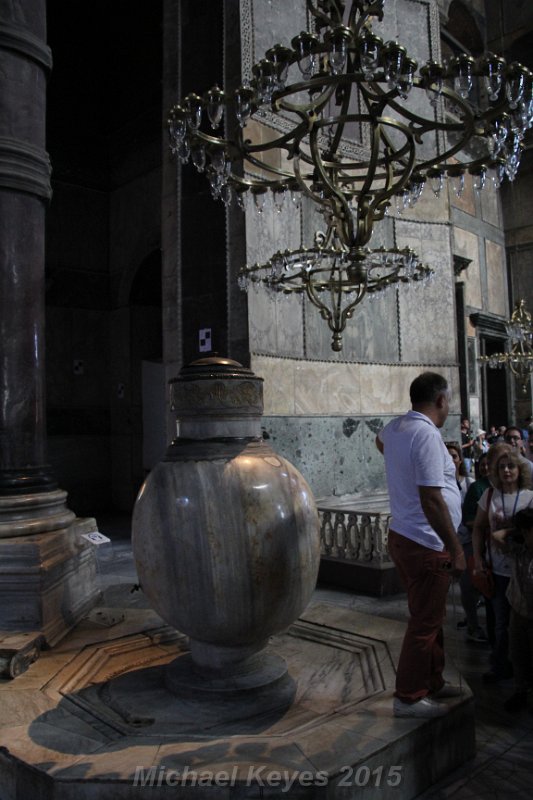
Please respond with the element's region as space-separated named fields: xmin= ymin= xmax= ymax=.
xmin=0 ymin=2 xmax=50 ymax=481
xmin=0 ymin=0 xmax=100 ymax=657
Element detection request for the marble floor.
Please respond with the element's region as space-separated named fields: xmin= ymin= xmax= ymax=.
xmin=92 ymin=514 xmax=533 ymax=800
xmin=3 ymin=513 xmax=532 ymax=799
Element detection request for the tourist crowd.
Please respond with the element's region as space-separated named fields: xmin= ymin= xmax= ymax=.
xmin=448 ymin=417 xmax=533 ymax=713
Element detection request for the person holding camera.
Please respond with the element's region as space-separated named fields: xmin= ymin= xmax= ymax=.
xmin=492 ymin=507 xmax=533 ymax=712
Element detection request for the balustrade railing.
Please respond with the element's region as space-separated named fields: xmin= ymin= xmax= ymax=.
xmin=317 ymin=493 xmax=392 ymax=567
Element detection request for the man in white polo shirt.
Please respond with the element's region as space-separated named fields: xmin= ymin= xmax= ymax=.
xmin=376 ymin=372 xmax=466 ymax=718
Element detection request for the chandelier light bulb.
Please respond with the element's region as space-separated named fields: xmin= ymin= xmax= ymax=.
xmin=234 ymin=86 xmax=254 ymax=127
xmin=384 ymin=41 xmax=406 ymax=92
xmin=450 ymin=54 xmax=475 ymax=99
xmin=252 ymin=188 xmax=267 ymax=214
xmin=506 ymin=62 xmax=529 ymax=109
xmin=470 ymin=166 xmax=487 ymax=192
xmin=449 ymin=168 xmax=465 ymax=198
xmin=183 ymin=93 xmax=203 ymax=132
xmin=427 ymin=168 xmax=445 ymax=198
xmin=265 ymin=44 xmax=293 ymax=90
xmin=420 ymin=60 xmax=445 ymax=107
xmin=205 ymin=85 xmax=225 ymax=129
xmin=191 ymin=144 xmax=206 ymax=172
xmin=291 ymin=30 xmax=319 ymax=78
xmin=480 ymin=53 xmax=506 ymax=101
xmin=177 ymin=138 xmax=190 ymax=164
xmin=358 ymin=31 xmax=382 ymax=81
xmin=273 ymin=185 xmax=287 ymax=213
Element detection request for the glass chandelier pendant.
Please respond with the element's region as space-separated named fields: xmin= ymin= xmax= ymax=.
xmin=167 ymin=0 xmax=533 ymax=352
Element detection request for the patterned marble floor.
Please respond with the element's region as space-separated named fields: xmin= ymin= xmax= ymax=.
xmin=93 ymin=513 xmax=533 ymax=800
xmin=2 ymin=513 xmax=530 ymax=799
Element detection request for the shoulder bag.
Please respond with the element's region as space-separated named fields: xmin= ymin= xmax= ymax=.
xmin=467 ymin=487 xmax=495 ymax=598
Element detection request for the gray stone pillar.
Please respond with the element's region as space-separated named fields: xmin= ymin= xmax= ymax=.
xmin=0 ymin=0 xmax=57 ymax=496
xmin=0 ymin=0 xmax=100 ymax=655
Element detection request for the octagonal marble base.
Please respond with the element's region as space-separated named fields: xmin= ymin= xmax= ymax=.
xmin=0 ymin=603 xmax=475 ymax=799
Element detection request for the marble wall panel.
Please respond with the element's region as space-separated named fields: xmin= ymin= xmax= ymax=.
xmin=275 ymin=292 xmax=305 ymax=357
xmin=252 ymin=356 xmax=296 ymax=415
xmin=396 ymin=221 xmax=456 ymax=362
xmin=248 ymin=288 xmax=278 ymax=353
xmin=261 ymin=415 xmax=389 ymax=497
xmin=245 ymin=207 xmax=268 ymax=265
xmin=480 ymin=181 xmax=501 ymax=228
xmin=360 ymin=363 xmax=412 ymax=415
xmin=485 ymin=239 xmax=507 ymax=317
xmin=338 ymin=293 xmax=400 ymax=363
xmin=241 ymin=120 xmax=281 ymax=177
xmin=294 ymin=361 xmax=362 ymax=416
xmin=303 ymin=294 xmax=399 ymax=363
xmin=248 ymin=288 xmax=305 ymax=356
xmin=508 ymin=246 xmax=533 ymax=306
xmin=256 ymin=357 xmax=460 ymax=419
xmin=404 ymin=181 xmax=450 ymax=224
xmin=261 ymin=416 xmax=341 ymax=497
xmin=448 ymin=367 xmax=461 ymax=416
xmin=469 ymin=396 xmax=481 ymax=431
xmin=501 ymin=165 xmax=533 ymax=235
xmin=371 ymin=0 xmax=440 ymax=163
xmin=271 ymin=200 xmax=301 ymax=253
xmin=303 ymin=305 xmax=346 ymax=363
xmin=247 ymin=0 xmax=307 ymax=66
xmin=262 ymin=411 xmax=462 ymax=499
xmin=449 ymin=170 xmax=476 ymax=217
xmin=453 ymin=227 xmax=482 ymax=309
xmin=246 ymin=194 xmax=301 ymax=259
xmin=372 ymin=0 xmax=435 ymax=63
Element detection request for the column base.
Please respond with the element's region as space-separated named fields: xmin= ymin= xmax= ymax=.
xmin=0 ymin=517 xmax=101 ymax=647
xmin=0 ymin=489 xmax=76 ymax=538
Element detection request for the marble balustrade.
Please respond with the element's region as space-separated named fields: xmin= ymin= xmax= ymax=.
xmin=317 ymin=507 xmax=392 ymax=566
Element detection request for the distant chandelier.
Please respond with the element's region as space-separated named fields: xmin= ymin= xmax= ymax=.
xmin=478 ymin=300 xmax=533 ymax=395
xmin=168 ymin=0 xmax=533 ymax=350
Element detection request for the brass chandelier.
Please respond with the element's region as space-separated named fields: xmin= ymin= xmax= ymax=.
xmin=168 ymin=0 xmax=533 ymax=351
xmin=478 ymin=300 xmax=533 ymax=395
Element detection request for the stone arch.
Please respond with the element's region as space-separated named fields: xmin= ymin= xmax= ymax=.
xmin=116 ymin=247 xmax=162 ymax=310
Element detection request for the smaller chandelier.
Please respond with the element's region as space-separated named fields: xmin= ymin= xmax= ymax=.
xmin=478 ymin=300 xmax=533 ymax=394
xmin=238 ymin=225 xmax=433 ymax=350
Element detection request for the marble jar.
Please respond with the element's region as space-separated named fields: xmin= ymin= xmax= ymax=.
xmin=132 ymin=357 xmax=320 ymax=685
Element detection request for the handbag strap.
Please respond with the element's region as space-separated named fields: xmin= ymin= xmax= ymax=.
xmin=486 ymin=487 xmax=494 ymax=568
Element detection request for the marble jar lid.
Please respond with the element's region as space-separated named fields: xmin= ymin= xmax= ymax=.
xmin=170 ymin=357 xmax=264 ymax=427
